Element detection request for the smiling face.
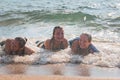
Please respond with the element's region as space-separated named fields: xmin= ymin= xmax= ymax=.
xmin=79 ymin=34 xmax=91 ymax=49
xmin=53 ymin=28 xmax=64 ymax=42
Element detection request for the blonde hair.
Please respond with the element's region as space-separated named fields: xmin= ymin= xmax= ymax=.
xmin=81 ymin=33 xmax=92 ymax=42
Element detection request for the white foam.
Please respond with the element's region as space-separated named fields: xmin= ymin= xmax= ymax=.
xmin=0 ymin=38 xmax=120 ymax=68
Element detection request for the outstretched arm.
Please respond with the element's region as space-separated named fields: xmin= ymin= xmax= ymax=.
xmin=24 ymin=46 xmax=35 ymax=55
xmin=89 ymin=44 xmax=99 ymax=53
xmin=44 ymin=39 xmax=51 ymax=50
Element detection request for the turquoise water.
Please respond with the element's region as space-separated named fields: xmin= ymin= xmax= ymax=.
xmin=0 ymin=0 xmax=120 ymax=42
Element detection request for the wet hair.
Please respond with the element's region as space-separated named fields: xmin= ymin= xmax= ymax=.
xmin=15 ymin=37 xmax=27 ymax=48
xmin=52 ymin=26 xmax=63 ymax=40
xmin=80 ymin=33 xmax=92 ymax=42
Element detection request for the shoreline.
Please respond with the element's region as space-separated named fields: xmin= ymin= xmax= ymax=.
xmin=0 ymin=75 xmax=120 ymax=80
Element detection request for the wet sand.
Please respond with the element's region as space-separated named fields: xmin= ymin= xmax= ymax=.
xmin=0 ymin=75 xmax=120 ymax=80
xmin=0 ymin=63 xmax=120 ymax=79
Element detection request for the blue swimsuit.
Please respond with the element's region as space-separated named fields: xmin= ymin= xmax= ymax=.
xmin=69 ymin=37 xmax=99 ymax=53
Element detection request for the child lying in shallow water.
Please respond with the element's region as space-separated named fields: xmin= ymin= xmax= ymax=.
xmin=69 ymin=33 xmax=99 ymax=56
xmin=0 ymin=37 xmax=35 ymax=56
xmin=36 ymin=26 xmax=68 ymax=51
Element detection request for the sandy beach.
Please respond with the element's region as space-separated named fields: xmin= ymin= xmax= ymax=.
xmin=0 ymin=75 xmax=120 ymax=80
xmin=0 ymin=63 xmax=119 ymax=80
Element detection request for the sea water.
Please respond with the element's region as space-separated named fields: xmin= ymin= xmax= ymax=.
xmin=0 ymin=0 xmax=120 ymax=77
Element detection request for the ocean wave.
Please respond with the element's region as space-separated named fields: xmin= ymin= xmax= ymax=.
xmin=0 ymin=42 xmax=120 ymax=68
xmin=0 ymin=10 xmax=96 ymax=26
xmin=0 ymin=18 xmax=25 ymax=26
xmin=0 ymin=51 xmax=120 ymax=68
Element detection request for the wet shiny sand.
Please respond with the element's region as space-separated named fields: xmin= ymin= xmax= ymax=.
xmin=0 ymin=75 xmax=120 ymax=80
xmin=0 ymin=63 xmax=120 ymax=78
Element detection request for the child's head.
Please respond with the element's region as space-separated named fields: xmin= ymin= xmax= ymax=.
xmin=52 ymin=26 xmax=64 ymax=41
xmin=79 ymin=33 xmax=92 ymax=49
xmin=15 ymin=37 xmax=27 ymax=48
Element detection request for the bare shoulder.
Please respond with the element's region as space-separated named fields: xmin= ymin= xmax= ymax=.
xmin=6 ymin=39 xmax=13 ymax=43
xmin=44 ymin=39 xmax=51 ymax=49
xmin=4 ymin=39 xmax=14 ymax=54
xmin=45 ymin=39 xmax=51 ymax=44
xmin=5 ymin=39 xmax=14 ymax=48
